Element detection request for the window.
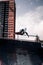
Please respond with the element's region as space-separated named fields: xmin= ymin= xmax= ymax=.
xmin=0 ymin=1 xmax=9 ymax=38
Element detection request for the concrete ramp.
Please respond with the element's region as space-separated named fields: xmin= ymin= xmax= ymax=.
xmin=0 ymin=39 xmax=43 ymax=65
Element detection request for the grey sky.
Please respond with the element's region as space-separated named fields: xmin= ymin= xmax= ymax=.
xmin=15 ymin=0 xmax=43 ymax=40
xmin=16 ymin=0 xmax=43 ymax=16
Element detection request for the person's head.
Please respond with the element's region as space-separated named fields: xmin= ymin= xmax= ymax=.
xmin=24 ymin=28 xmax=27 ymax=31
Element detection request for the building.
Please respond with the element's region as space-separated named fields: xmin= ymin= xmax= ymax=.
xmin=0 ymin=0 xmax=16 ymax=39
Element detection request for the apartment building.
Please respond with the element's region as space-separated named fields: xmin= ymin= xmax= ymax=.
xmin=0 ymin=0 xmax=16 ymax=39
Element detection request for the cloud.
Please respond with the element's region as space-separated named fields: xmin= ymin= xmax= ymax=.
xmin=16 ymin=6 xmax=43 ymax=40
xmin=36 ymin=0 xmax=39 ymax=2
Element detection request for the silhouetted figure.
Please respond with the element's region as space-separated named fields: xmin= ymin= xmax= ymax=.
xmin=15 ymin=29 xmax=29 ymax=37
xmin=35 ymin=35 xmax=40 ymax=42
xmin=19 ymin=29 xmax=25 ymax=35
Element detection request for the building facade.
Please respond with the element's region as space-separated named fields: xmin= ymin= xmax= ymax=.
xmin=0 ymin=0 xmax=16 ymax=39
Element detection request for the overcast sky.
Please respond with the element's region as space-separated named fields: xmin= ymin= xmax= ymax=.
xmin=15 ymin=0 xmax=43 ymax=40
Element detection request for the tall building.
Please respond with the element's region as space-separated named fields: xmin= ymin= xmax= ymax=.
xmin=0 ymin=0 xmax=16 ymax=39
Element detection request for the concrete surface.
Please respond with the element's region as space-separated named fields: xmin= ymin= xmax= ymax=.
xmin=0 ymin=39 xmax=43 ymax=65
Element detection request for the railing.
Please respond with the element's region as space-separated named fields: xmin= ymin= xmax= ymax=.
xmin=0 ymin=32 xmax=43 ymax=43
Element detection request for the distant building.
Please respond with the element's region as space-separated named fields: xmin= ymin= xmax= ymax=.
xmin=0 ymin=0 xmax=16 ymax=39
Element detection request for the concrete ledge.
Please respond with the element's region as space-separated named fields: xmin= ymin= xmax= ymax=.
xmin=0 ymin=38 xmax=41 ymax=53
